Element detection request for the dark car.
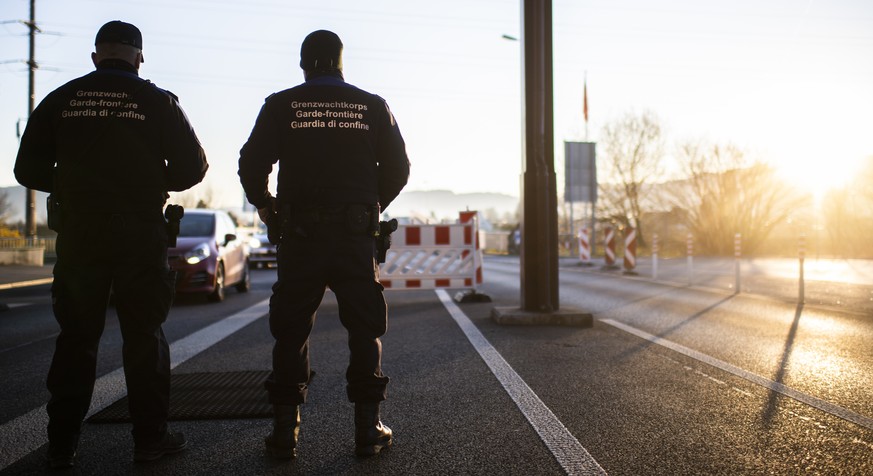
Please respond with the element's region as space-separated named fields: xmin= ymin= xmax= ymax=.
xmin=168 ymin=209 xmax=250 ymax=302
xmin=247 ymin=229 xmax=277 ymax=268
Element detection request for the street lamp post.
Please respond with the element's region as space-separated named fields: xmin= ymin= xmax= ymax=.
xmin=491 ymin=0 xmax=591 ymax=326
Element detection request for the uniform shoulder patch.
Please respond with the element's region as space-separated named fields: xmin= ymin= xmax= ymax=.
xmin=162 ymin=89 xmax=180 ymax=101
xmin=144 ymin=79 xmax=179 ymax=101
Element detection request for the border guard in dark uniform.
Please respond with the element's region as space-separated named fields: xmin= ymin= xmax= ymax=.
xmin=14 ymin=20 xmax=208 ymax=468
xmin=238 ymin=30 xmax=410 ymax=458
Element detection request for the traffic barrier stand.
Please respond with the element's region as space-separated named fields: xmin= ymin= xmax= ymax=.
xmin=623 ymin=226 xmax=638 ymax=276
xmin=601 ymin=225 xmax=620 ymax=270
xmin=577 ymin=227 xmax=593 ymax=266
xmin=379 ymin=211 xmax=490 ymax=303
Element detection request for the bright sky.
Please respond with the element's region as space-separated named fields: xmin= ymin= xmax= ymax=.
xmin=2 ymin=0 xmax=872 ymax=209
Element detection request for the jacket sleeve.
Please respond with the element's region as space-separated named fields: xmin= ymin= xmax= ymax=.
xmin=14 ymin=96 xmax=58 ymax=193
xmin=238 ymin=100 xmax=280 ymax=210
xmin=162 ymin=92 xmax=208 ymax=192
xmin=375 ymin=99 xmax=410 ymax=211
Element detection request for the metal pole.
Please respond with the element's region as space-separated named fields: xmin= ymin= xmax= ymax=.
xmin=734 ymin=233 xmax=742 ymax=294
xmin=687 ymin=233 xmax=693 ymax=286
xmin=590 ymin=201 xmax=596 ymax=258
xmin=25 ymin=0 xmax=37 ymax=242
xmin=520 ymin=0 xmax=559 ymax=312
xmin=799 ymin=233 xmax=806 ymax=304
xmin=652 ymin=233 xmax=659 ymax=280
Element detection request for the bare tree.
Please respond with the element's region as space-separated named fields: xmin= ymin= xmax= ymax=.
xmin=821 ymin=155 xmax=873 ymax=258
xmin=0 ymin=191 xmax=14 ymax=226
xmin=596 ymin=110 xmax=665 ymax=244
xmin=669 ymin=140 xmax=804 ymax=256
xmin=169 ymin=184 xmax=218 ymax=209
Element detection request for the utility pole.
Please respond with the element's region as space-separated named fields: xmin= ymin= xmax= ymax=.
xmin=519 ymin=0 xmax=559 ymax=312
xmin=24 ymin=0 xmax=38 ymax=242
xmin=491 ymin=0 xmax=592 ymax=327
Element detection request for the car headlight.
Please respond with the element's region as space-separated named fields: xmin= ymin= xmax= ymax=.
xmin=184 ymin=243 xmax=211 ymax=264
xmin=248 ymin=237 xmax=262 ymax=249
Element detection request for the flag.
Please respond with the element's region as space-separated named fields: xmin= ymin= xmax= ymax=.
xmin=583 ymin=78 xmax=589 ymax=123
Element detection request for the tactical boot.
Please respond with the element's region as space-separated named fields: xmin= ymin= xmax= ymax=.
xmin=354 ymin=402 xmax=392 ymax=457
xmin=47 ymin=434 xmax=79 ymax=469
xmin=133 ymin=431 xmax=187 ymax=462
xmin=265 ymin=404 xmax=300 ymax=459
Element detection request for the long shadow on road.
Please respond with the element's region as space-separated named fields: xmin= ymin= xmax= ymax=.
xmin=761 ymin=303 xmax=804 ymax=428
xmin=614 ymin=294 xmax=736 ymax=362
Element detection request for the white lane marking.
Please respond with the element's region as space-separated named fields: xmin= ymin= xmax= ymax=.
xmin=0 ymin=278 xmax=53 ymax=290
xmin=436 ymin=290 xmax=607 ymax=476
xmin=0 ymin=298 xmax=270 ymax=471
xmin=600 ymin=318 xmax=873 ymax=431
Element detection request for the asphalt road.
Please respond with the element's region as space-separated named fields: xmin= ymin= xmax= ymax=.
xmin=0 ymin=257 xmax=871 ymax=475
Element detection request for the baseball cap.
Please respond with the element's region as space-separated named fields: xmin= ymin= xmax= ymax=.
xmin=300 ymin=30 xmax=343 ymax=71
xmin=95 ymin=21 xmax=143 ymax=50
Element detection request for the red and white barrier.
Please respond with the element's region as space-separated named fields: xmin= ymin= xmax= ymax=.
xmin=578 ymin=227 xmax=591 ymax=264
xmin=623 ymin=226 xmax=637 ymax=274
xmin=379 ymin=211 xmax=483 ymax=291
xmin=604 ymin=226 xmax=616 ymax=267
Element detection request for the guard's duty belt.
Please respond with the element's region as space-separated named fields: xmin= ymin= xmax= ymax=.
xmin=284 ymin=204 xmax=377 ymax=224
xmin=290 ymin=206 xmax=349 ymax=224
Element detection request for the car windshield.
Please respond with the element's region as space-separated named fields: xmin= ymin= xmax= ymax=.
xmin=179 ymin=214 xmax=215 ymax=237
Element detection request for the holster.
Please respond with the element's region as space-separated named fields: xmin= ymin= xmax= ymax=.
xmin=375 ymin=218 xmax=398 ymax=264
xmin=46 ymin=195 xmax=62 ymax=233
xmin=164 ymin=205 xmax=184 ymax=247
xmin=266 ymin=211 xmax=282 ymax=245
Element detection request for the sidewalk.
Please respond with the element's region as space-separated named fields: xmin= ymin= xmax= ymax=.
xmin=560 ymin=256 xmax=873 ymax=316
xmin=0 ymin=263 xmax=54 ymax=289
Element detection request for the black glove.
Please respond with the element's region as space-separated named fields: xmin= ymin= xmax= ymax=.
xmin=257 ymin=197 xmax=280 ymax=245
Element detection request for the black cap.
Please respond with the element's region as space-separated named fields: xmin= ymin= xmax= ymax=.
xmin=300 ymin=30 xmax=343 ymax=71
xmin=95 ymin=21 xmax=142 ymax=50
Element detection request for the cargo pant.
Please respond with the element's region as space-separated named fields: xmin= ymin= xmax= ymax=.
xmin=264 ymin=208 xmax=389 ymax=405
xmin=47 ymin=210 xmax=175 ymax=446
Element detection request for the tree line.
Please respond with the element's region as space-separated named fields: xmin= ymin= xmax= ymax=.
xmin=588 ymin=110 xmax=873 ymax=258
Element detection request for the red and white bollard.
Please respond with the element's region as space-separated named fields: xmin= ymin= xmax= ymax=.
xmin=604 ymin=226 xmax=617 ymax=269
xmin=578 ymin=227 xmax=592 ymax=265
xmin=623 ymin=226 xmax=638 ymax=275
xmin=459 ymin=211 xmax=483 ymax=286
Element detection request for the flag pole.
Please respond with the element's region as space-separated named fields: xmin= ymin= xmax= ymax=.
xmin=583 ymin=71 xmax=589 ymax=141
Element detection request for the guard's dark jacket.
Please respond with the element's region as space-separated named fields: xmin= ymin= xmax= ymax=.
xmin=238 ymin=72 xmax=409 ymax=211
xmin=14 ymin=59 xmax=208 ymax=211
xmin=13 ymin=58 xmax=208 ymax=448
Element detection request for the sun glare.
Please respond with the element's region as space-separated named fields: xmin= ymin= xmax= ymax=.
xmin=770 ymin=152 xmax=861 ymax=202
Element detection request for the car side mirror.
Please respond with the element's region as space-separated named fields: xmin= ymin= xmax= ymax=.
xmin=224 ymin=233 xmax=237 ymax=246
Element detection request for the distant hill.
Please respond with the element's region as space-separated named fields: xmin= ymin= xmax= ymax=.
xmin=387 ymin=190 xmax=519 ymax=222
xmin=0 ymin=185 xmax=520 ymax=227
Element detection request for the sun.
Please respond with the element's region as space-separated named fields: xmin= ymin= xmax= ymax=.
xmin=769 ymin=149 xmax=863 ymax=202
